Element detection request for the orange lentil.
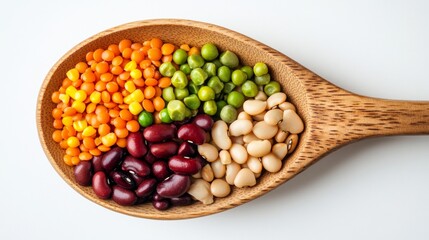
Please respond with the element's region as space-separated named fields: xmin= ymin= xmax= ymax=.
xmin=79 ymin=152 xmax=93 ymax=161
xmin=131 ymin=42 xmax=143 ymax=50
xmin=145 ymin=78 xmax=158 ymax=86
xmin=80 ymin=82 xmax=95 ymax=95
xmin=86 ymin=51 xmax=94 ymax=62
xmin=97 ymin=111 xmax=110 ymax=124
xmin=101 ymin=91 xmax=111 ymax=103
xmin=111 ymin=65 xmax=123 ymax=75
xmin=154 ymin=86 xmax=162 ymax=97
xmin=162 ymin=55 xmax=173 ymax=63
xmin=126 ymin=120 xmax=140 ymax=132
xmin=180 ymin=44 xmax=190 ymax=51
xmin=131 ymin=50 xmax=145 ymax=63
xmin=108 ymin=44 xmax=120 ymax=56
xmin=152 ymin=60 xmax=162 ymax=68
xmin=52 ymin=108 xmax=62 ymax=119
xmin=158 ymin=77 xmax=171 ymax=88
xmin=142 ymin=99 xmax=155 ymax=112
xmin=161 ymin=43 xmax=175 ymax=55
xmin=139 ymin=59 xmax=152 ymax=69
xmin=150 ymin=38 xmax=163 ymax=49
xmin=112 ymin=56 xmax=123 ymax=66
xmin=109 ymin=109 xmax=120 ymax=118
xmin=118 ymin=39 xmax=132 ymax=52
xmin=112 ymin=92 xmax=123 ymax=104
xmin=52 ymin=130 xmax=62 ymax=143
xmin=100 ymin=72 xmax=114 ymax=82
xmin=75 ymin=62 xmax=88 ymax=73
xmin=112 ymin=117 xmax=126 ymax=129
xmin=98 ymin=145 xmax=111 ymax=152
xmin=114 ymin=128 xmax=129 ymax=139
xmin=93 ymin=48 xmax=104 ymax=62
xmin=72 ymin=79 xmax=83 ymax=88
xmin=63 ymin=107 xmax=77 ymax=116
xmin=63 ymin=155 xmax=73 ymax=166
xmin=95 ymin=61 xmax=109 ymax=74
xmin=119 ymin=109 xmax=133 ymax=121
xmin=116 ymin=138 xmax=127 ymax=148
xmin=89 ymin=148 xmax=102 ymax=156
xmin=83 ymin=137 xmax=96 ymax=150
xmin=188 ymin=47 xmax=200 ymax=56
xmin=104 ymin=102 xmax=117 ymax=109
xmin=106 ymin=82 xmax=119 ymax=93
xmin=101 ymin=50 xmax=115 ymax=62
xmin=81 ymin=71 xmax=96 ymax=82
xmin=148 ymin=48 xmax=162 ymax=61
xmin=53 ymin=119 xmax=63 ymax=129
xmin=66 ymin=147 xmax=80 ymax=157
xmin=60 ymin=140 xmax=69 ymax=149
xmin=122 ymin=47 xmax=133 ymax=59
xmin=133 ymin=78 xmax=145 ymax=87
xmin=144 ymin=86 xmax=156 ymax=99
xmin=52 ymin=91 xmax=61 ymax=103
xmin=143 ymin=67 xmax=155 ymax=79
xmin=98 ymin=123 xmax=111 ymax=136
xmin=95 ymin=81 xmax=106 ymax=91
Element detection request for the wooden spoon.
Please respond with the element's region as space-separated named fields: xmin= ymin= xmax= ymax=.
xmin=36 ymin=19 xmax=429 ymax=219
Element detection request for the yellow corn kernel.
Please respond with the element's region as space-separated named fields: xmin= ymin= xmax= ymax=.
xmin=82 ymin=126 xmax=96 ymax=137
xmin=59 ymin=93 xmax=70 ymax=104
xmin=72 ymin=101 xmax=86 ymax=113
xmin=124 ymin=60 xmax=137 ymax=71
xmin=62 ymin=116 xmax=73 ymax=126
xmin=101 ymin=133 xmax=117 ymax=147
xmin=124 ymin=89 xmax=144 ymax=104
xmin=130 ymin=69 xmax=142 ymax=79
xmin=67 ymin=136 xmax=80 ymax=148
xmin=65 ymin=86 xmax=77 ymax=98
xmin=74 ymin=90 xmax=87 ymax=102
xmin=73 ymin=119 xmax=87 ymax=132
xmin=129 ymin=101 xmax=143 ymax=115
xmin=124 ymin=81 xmax=136 ymax=93
xmin=90 ymin=91 xmax=101 ymax=104
xmin=66 ymin=68 xmax=80 ymax=81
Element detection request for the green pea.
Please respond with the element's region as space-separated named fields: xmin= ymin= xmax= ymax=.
xmin=190 ymin=68 xmax=208 ymax=86
xmin=159 ymin=62 xmax=176 ymax=77
xmin=219 ymin=50 xmax=239 ymax=68
xmin=187 ymin=54 xmax=205 ymax=69
xmin=264 ymin=81 xmax=281 ymax=96
xmin=254 ymin=73 xmax=271 ymax=85
xmin=162 ymin=87 xmax=176 ymax=102
xmin=171 ymin=71 xmax=188 ymax=89
xmin=188 ymin=82 xmax=200 ymax=94
xmin=253 ymin=62 xmax=268 ymax=77
xmin=217 ymin=66 xmax=231 ymax=82
xmin=183 ymin=94 xmax=201 ymax=110
xmin=231 ymin=69 xmax=247 ymax=86
xmin=227 ymin=91 xmax=245 ymax=108
xmin=212 ymin=59 xmax=222 ymax=68
xmin=198 ymin=86 xmax=215 ymax=101
xmin=203 ymin=62 xmax=217 ymax=77
xmin=215 ymin=100 xmax=227 ymax=116
xmin=222 ymin=82 xmax=235 ymax=94
xmin=167 ymin=100 xmax=186 ymax=121
xmin=203 ymin=100 xmax=217 ymax=116
xmin=159 ymin=108 xmax=172 ymax=123
xmin=173 ymin=49 xmax=188 ymax=65
xmin=241 ymin=65 xmax=254 ymax=80
xmin=184 ymin=107 xmax=192 ymax=118
xmin=180 ymin=64 xmax=192 ymax=75
xmin=207 ymin=76 xmax=224 ymax=94
xmin=201 ymin=43 xmax=219 ymax=61
xmin=174 ymin=88 xmax=189 ymax=100
xmin=241 ymin=80 xmax=258 ymax=97
xmin=138 ymin=110 xmax=153 ymax=127
xmin=220 ymin=105 xmax=237 ymax=123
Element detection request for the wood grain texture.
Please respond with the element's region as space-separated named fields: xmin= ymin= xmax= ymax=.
xmin=36 ymin=19 xmax=429 ymax=220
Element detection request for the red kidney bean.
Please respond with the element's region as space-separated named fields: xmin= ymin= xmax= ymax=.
xmin=74 ymin=161 xmax=93 ymax=186
xmin=135 ymin=178 xmax=157 ymax=198
xmin=92 ymin=155 xmax=103 ymax=173
xmin=121 ymin=155 xmax=151 ymax=177
xmin=152 ymin=199 xmax=170 ymax=210
xmin=110 ymin=171 xmax=136 ymax=190
xmin=152 ymin=161 xmax=170 ymax=180
xmin=177 ymin=141 xmax=197 ymax=157
xmin=192 ymin=114 xmax=214 ymax=131
xmin=194 ymin=154 xmax=208 ymax=167
xmin=168 ymin=155 xmax=202 ymax=175
xmin=170 ymin=193 xmax=194 ymax=206
xmin=150 ymin=141 xmax=178 ymax=158
xmin=178 ymin=123 xmax=206 ymax=145
xmin=112 ymin=186 xmax=137 ymax=206
xmin=92 ymin=172 xmax=112 ymax=199
xmin=144 ymin=151 xmax=157 ymax=164
xmin=152 ymin=193 xmax=164 ymax=201
xmin=156 ymin=174 xmax=191 ymax=198
xmin=143 ymin=124 xmax=176 ymax=143
xmin=126 ymin=132 xmax=147 ymax=158
xmin=101 ymin=147 xmax=124 ymax=173
xmin=129 ymin=172 xmax=144 ymax=185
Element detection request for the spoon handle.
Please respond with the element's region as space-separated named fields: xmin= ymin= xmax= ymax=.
xmin=307 ymin=81 xmax=429 ymax=149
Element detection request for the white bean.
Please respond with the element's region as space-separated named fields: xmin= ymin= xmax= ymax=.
xmin=211 ymin=120 xmax=232 ymax=150
xmin=267 ymin=92 xmax=287 ymax=109
xmin=210 ymin=179 xmax=231 ymax=198
xmin=243 ymin=132 xmax=260 ymax=143
xmin=279 ymin=102 xmax=296 ymax=111
xmin=229 ymin=119 xmax=253 ymax=136
xmin=252 ymin=111 xmax=266 ymax=121
xmin=243 ymin=100 xmax=267 ymax=116
xmin=225 ymin=162 xmax=241 ymax=185
xmin=187 ymin=179 xmax=213 ymax=204
xmin=211 ymin=159 xmax=226 ymax=178
xmin=229 ymin=143 xmax=248 ymax=164
xmin=219 ymin=150 xmax=232 ymax=164
xmin=247 ymin=139 xmax=272 ymax=157
xmin=198 ymin=143 xmax=219 ymax=162
xmin=253 ymin=121 xmax=278 ymax=139
xmin=264 ymin=109 xmax=283 ymax=125
xmin=231 ymin=135 xmax=244 ymax=145
xmin=272 ymin=143 xmax=288 ymax=160
xmin=247 ymin=156 xmax=263 ymax=174
xmin=262 ymin=153 xmax=282 ymax=173
xmin=279 ymin=110 xmax=304 ymax=134
xmin=275 ymin=129 xmax=289 ymax=143
xmin=201 ymin=164 xmax=214 ymax=182
xmin=254 ymin=91 xmax=268 ymax=101
xmin=237 ymin=111 xmax=252 ymax=120
xmin=192 ymin=172 xmax=201 ymax=178
xmin=234 ymin=168 xmax=257 ymax=187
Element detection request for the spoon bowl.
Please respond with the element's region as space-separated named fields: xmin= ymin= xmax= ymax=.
xmin=37 ymin=19 xmax=429 ymax=219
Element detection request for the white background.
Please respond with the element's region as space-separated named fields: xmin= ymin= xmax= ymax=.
xmin=1 ymin=0 xmax=428 ymax=239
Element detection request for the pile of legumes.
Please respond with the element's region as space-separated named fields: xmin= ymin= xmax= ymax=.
xmin=50 ymin=38 xmax=304 ymax=210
